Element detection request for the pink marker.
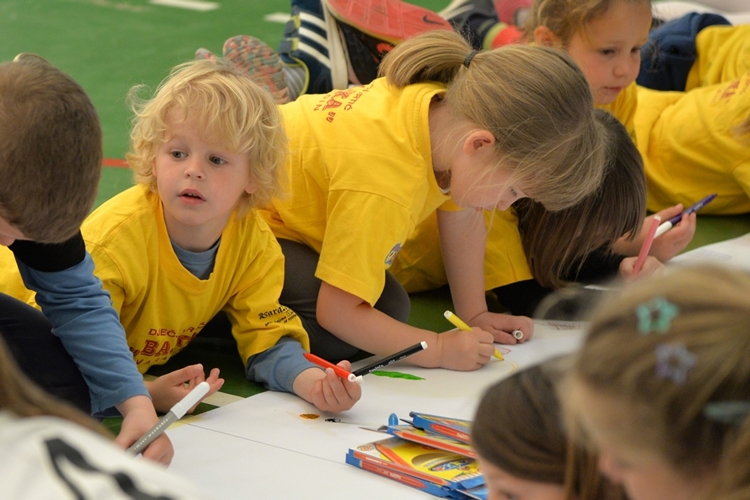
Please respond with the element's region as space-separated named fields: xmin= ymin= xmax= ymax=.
xmin=634 ymin=215 xmax=661 ymax=275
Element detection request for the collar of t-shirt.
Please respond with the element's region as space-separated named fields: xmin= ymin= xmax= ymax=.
xmin=170 ymin=237 xmax=220 ymax=280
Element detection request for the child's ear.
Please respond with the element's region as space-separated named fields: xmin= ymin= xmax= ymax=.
xmin=534 ymin=26 xmax=562 ymax=48
xmin=462 ymin=130 xmax=495 ymax=156
xmin=245 ymin=178 xmax=258 ymax=195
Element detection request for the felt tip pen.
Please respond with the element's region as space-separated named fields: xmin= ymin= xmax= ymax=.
xmin=128 ymin=381 xmax=210 ymax=455
xmin=633 ymin=215 xmax=661 ymax=275
xmin=443 ymin=310 xmax=505 ymax=360
xmin=352 ymin=341 xmax=428 ymax=378
xmin=303 ymin=352 xmax=361 ymax=383
xmin=655 ymin=194 xmax=716 ymax=238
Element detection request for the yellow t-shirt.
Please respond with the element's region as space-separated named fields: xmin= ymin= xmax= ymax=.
xmin=0 ymin=185 xmax=309 ymax=373
xmin=260 ymin=79 xmax=456 ymax=306
xmin=686 ymin=25 xmax=750 ymax=91
xmin=390 ymin=209 xmax=532 ymax=293
xmin=636 ymin=74 xmax=750 ymax=215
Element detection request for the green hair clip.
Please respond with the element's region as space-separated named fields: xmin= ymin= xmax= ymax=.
xmin=636 ymin=297 xmax=679 ymax=335
xmin=704 ymin=401 xmax=750 ymax=425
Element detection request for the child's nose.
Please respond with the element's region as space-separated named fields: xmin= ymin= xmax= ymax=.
xmin=184 ymin=159 xmax=205 ymax=179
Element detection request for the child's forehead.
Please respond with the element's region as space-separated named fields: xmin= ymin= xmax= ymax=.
xmin=161 ymin=106 xmax=236 ymax=149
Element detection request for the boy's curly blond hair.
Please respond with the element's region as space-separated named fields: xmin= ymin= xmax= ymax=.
xmin=126 ymin=58 xmax=286 ymax=215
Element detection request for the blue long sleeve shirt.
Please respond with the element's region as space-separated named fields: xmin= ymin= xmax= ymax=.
xmin=10 ymin=235 xmax=149 ymax=415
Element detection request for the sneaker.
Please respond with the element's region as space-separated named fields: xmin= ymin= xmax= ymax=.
xmin=278 ymin=0 xmax=348 ymax=95
xmin=494 ymin=0 xmax=532 ymax=27
xmin=337 ymin=22 xmax=392 ymax=85
xmin=222 ymin=35 xmax=290 ymax=104
xmin=196 ymin=36 xmax=290 ymax=104
xmin=324 ymin=0 xmax=453 ymax=44
xmin=439 ymin=0 xmax=500 ymax=50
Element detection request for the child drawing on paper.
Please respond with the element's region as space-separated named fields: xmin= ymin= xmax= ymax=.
xmin=0 ymin=59 xmax=362 ymax=414
xmin=256 ymin=30 xmax=609 ymax=369
xmin=564 ymin=264 xmax=750 ymax=500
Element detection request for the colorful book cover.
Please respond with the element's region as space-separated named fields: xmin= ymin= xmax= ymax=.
xmin=409 ymin=412 xmax=473 ymax=445
xmin=385 ymin=424 xmax=477 ymax=459
xmin=346 ymin=436 xmax=486 ymax=499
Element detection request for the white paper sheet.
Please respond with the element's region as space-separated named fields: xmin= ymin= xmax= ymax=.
xmin=166 ymin=321 xmax=585 ymax=499
xmin=671 ymin=232 xmax=750 ymax=271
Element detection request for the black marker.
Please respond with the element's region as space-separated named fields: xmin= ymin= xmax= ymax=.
xmin=352 ymin=341 xmax=427 ymax=378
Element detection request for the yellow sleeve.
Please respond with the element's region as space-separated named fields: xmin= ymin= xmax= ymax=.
xmin=223 ymin=228 xmax=309 ymax=366
xmin=316 ymin=190 xmax=416 ymax=306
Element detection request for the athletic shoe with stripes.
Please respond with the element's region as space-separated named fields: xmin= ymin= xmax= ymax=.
xmin=278 ymin=0 xmax=348 ymax=95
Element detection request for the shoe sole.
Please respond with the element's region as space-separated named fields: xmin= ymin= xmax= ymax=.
xmin=323 ymin=0 xmax=452 ymax=44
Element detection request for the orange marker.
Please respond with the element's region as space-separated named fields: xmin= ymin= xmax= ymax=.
xmin=303 ymin=352 xmax=361 ymax=382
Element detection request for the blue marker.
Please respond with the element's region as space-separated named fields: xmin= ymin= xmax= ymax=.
xmin=655 ymin=194 xmax=716 ymax=238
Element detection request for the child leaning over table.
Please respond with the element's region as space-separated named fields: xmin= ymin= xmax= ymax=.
xmin=0 ymin=58 xmax=361 ymax=413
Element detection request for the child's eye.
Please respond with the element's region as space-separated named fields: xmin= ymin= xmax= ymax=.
xmin=631 ymin=46 xmax=642 ymax=54
xmin=171 ymin=151 xmax=186 ymax=159
xmin=600 ymin=49 xmax=616 ymax=56
xmin=510 ymin=187 xmax=518 ymax=198
xmin=209 ymin=156 xmax=226 ymax=165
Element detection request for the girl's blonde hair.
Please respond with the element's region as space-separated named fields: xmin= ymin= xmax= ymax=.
xmin=566 ymin=264 xmax=750 ymax=500
xmin=127 ymin=58 xmax=286 ymax=215
xmin=378 ymin=30 xmax=605 ymax=211
xmin=524 ymin=0 xmax=652 ymax=45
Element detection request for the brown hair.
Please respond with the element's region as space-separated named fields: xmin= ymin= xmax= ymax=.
xmin=517 ymin=109 xmax=645 ymax=289
xmin=524 ymin=0 xmax=652 ymax=45
xmin=378 ymin=30 xmax=606 ymax=211
xmin=0 ymin=54 xmax=102 ymax=243
xmin=127 ymin=58 xmax=287 ymax=215
xmin=0 ymin=335 xmax=108 ymax=436
xmin=473 ymin=359 xmax=626 ymax=500
xmin=566 ymin=264 xmax=750 ymax=500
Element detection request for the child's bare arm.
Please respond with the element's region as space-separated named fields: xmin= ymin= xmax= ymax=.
xmin=317 ymin=283 xmax=495 ymax=371
xmin=438 ymin=209 xmax=534 ymax=344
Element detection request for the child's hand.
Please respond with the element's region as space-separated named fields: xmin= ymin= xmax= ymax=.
xmin=649 ymin=205 xmax=696 ymax=261
xmin=435 ymin=327 xmax=496 ymax=371
xmin=114 ymin=394 xmax=174 ymax=465
xmin=468 ymin=311 xmax=534 ymax=344
xmin=619 ymin=255 xmax=664 ymax=281
xmin=614 ymin=205 xmax=696 ymax=261
xmin=294 ymin=361 xmax=362 ymax=412
xmin=145 ymin=364 xmax=224 ymax=413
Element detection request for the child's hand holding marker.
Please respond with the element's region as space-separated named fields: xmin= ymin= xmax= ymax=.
xmin=446 ymin=310 xmax=533 ymax=346
xmin=619 ymin=215 xmax=667 ymax=281
xmin=299 ymin=354 xmax=362 ymax=412
xmin=614 ymin=203 xmax=698 ymax=263
xmin=445 ymin=311 xmax=509 ymax=360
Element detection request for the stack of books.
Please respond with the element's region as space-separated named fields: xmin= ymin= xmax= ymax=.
xmin=346 ymin=412 xmax=487 ymax=499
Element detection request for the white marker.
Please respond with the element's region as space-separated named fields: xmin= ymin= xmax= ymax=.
xmin=128 ymin=381 xmax=210 ymax=455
